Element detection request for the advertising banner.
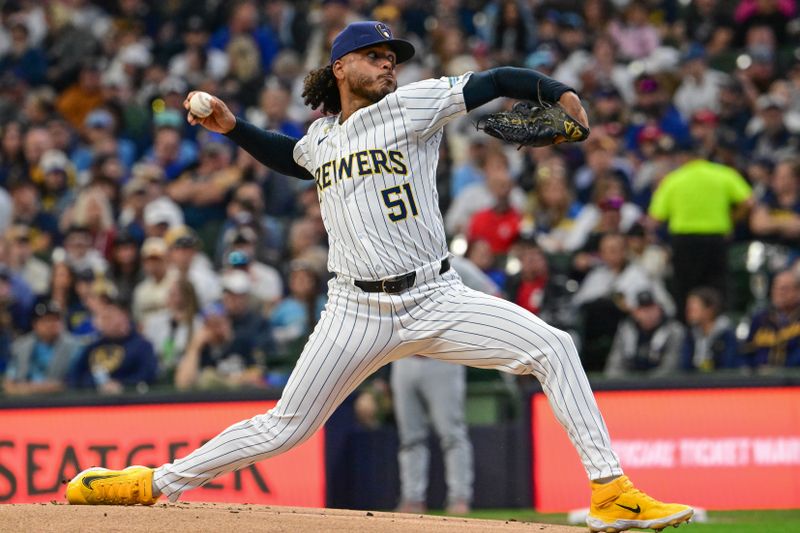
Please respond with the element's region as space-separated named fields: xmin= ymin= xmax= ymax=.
xmin=532 ymin=387 xmax=800 ymax=511
xmin=0 ymin=401 xmax=325 ymax=506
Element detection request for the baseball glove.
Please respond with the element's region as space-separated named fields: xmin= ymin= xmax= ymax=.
xmin=476 ymin=100 xmax=590 ymax=149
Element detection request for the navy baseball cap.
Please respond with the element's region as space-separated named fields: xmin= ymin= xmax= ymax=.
xmin=330 ymin=21 xmax=415 ymax=64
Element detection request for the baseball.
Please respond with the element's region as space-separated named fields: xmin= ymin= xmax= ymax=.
xmin=189 ymin=91 xmax=213 ymax=118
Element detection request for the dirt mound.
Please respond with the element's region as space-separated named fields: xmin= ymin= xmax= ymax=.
xmin=0 ymin=502 xmax=583 ymax=532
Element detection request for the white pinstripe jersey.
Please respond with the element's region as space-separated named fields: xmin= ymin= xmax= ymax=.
xmin=293 ymin=73 xmax=473 ymax=280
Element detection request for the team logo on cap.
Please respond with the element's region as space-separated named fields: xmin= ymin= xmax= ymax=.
xmin=375 ymin=22 xmax=392 ymax=39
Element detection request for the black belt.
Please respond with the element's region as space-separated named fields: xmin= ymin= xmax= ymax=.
xmin=354 ymin=258 xmax=450 ymax=294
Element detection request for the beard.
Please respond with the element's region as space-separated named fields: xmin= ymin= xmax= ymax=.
xmin=350 ymin=73 xmax=397 ymax=103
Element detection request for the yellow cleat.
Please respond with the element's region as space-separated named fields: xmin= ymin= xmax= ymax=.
xmin=66 ymin=466 xmax=159 ymax=505
xmin=586 ymin=475 xmax=693 ymax=532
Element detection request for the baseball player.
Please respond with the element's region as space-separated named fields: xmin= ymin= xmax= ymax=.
xmin=67 ymin=21 xmax=692 ymax=533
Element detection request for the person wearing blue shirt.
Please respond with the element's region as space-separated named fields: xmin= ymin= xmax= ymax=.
xmin=68 ymin=295 xmax=158 ymax=393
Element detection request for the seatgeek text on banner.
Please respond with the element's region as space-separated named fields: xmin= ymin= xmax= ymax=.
xmin=0 ymin=401 xmax=325 ymax=505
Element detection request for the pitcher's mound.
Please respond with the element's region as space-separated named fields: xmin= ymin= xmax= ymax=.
xmin=1 ymin=502 xmax=584 ymax=532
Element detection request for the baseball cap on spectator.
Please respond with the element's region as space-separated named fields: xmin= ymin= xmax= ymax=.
xmin=40 ymin=149 xmax=71 ymax=174
xmin=85 ymin=109 xmax=114 ymax=130
xmin=141 ymin=237 xmax=168 ymax=258
xmin=221 ymin=270 xmax=251 ymax=294
xmin=114 ymin=229 xmax=138 ymax=247
xmin=635 ymin=289 xmax=657 ymax=308
xmin=32 ymin=299 xmax=62 ymax=321
xmin=756 ymin=94 xmax=785 ymax=112
xmin=637 ymin=124 xmax=663 ymax=144
xmin=691 ymin=109 xmax=718 ymax=125
xmin=226 ymin=250 xmax=251 ymax=268
xmin=164 ymin=225 xmax=199 ymax=249
xmin=635 ymin=75 xmax=660 ymax=94
xmin=144 ymin=202 xmax=180 ymax=228
xmin=329 ymin=21 xmax=415 ymax=64
xmin=681 ymin=43 xmax=706 ymax=63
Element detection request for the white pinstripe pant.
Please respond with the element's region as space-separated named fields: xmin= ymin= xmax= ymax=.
xmin=154 ymin=270 xmax=622 ymax=501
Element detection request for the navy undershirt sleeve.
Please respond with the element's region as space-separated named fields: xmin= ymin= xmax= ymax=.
xmin=224 ymin=119 xmax=314 ymax=180
xmin=463 ymin=67 xmax=576 ymax=112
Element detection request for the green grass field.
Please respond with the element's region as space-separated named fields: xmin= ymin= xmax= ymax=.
xmin=457 ymin=509 xmax=800 ymax=532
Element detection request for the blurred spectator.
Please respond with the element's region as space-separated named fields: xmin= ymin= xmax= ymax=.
xmin=465 ymin=238 xmax=506 ymax=289
xmin=59 ymin=224 xmax=107 ymax=274
xmin=3 ymin=299 xmax=80 ymax=395
xmin=573 ymin=133 xmax=633 ymax=205
xmin=142 ymin=276 xmax=202 ymax=382
xmin=168 ymin=16 xmax=229 ymax=85
xmin=108 ymin=230 xmax=142 ymax=303
xmin=55 ymin=60 xmax=104 ymax=130
xmin=285 ymin=217 xmax=329 ymax=276
xmin=0 ymin=19 xmax=46 ymax=86
xmin=742 ymin=269 xmax=800 ymax=368
xmin=71 ymin=108 xmax=137 ymax=174
xmin=504 ymin=239 xmax=555 ymax=316
xmin=145 ymin=120 xmax=198 ymax=180
xmin=749 ymin=158 xmax=800 ymax=244
xmin=523 ymin=161 xmax=581 ymax=254
xmin=209 ymin=0 xmax=279 ymax=73
xmin=566 ymin=176 xmax=642 ymax=255
xmin=0 ymin=119 xmax=26 ymax=187
xmin=68 ymin=294 xmax=158 ymax=394
xmin=167 ymin=136 xmax=241 ymax=243
xmin=673 ymin=45 xmax=727 ymax=120
xmin=0 ymin=263 xmax=33 ymax=335
xmin=164 ymin=225 xmax=221 ymax=308
xmin=466 ymin=167 xmax=521 ymax=255
xmin=445 ymin=150 xmax=526 ymax=236
xmin=4 ymin=224 xmax=49 ymax=296
xmin=604 ymin=290 xmax=686 ymax=378
xmin=678 ymin=0 xmax=735 ymax=57
xmin=626 ymin=74 xmax=691 ymax=154
xmin=132 ymin=237 xmax=175 ymax=325
xmin=174 ymin=301 xmax=262 ymax=391
xmin=747 ymin=95 xmax=800 ymax=162
xmin=36 ymin=148 xmax=76 ymax=220
xmin=572 ymin=233 xmax=675 ymax=370
xmin=682 ymin=286 xmax=740 ymax=371
xmin=223 ymin=246 xmax=283 ymax=312
xmin=9 ymin=178 xmax=59 ymax=254
xmin=269 ymin=261 xmax=326 ymax=368
xmin=450 ymin=136 xmax=489 ymax=201
xmin=607 ymin=2 xmax=661 ymax=61
xmin=217 ymin=180 xmax=285 ymax=266
xmin=220 ymin=269 xmax=275 ymax=369
xmin=246 ymin=80 xmax=304 ymax=138
xmin=648 ymin=148 xmax=753 ymax=320
xmin=61 ymin=187 xmax=116 ymax=259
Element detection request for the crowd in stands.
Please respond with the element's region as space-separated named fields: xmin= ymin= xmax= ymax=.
xmin=2 ymin=0 xmax=800 ymax=398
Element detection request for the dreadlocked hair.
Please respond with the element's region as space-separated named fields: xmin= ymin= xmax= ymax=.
xmin=302 ymin=65 xmax=341 ymax=115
